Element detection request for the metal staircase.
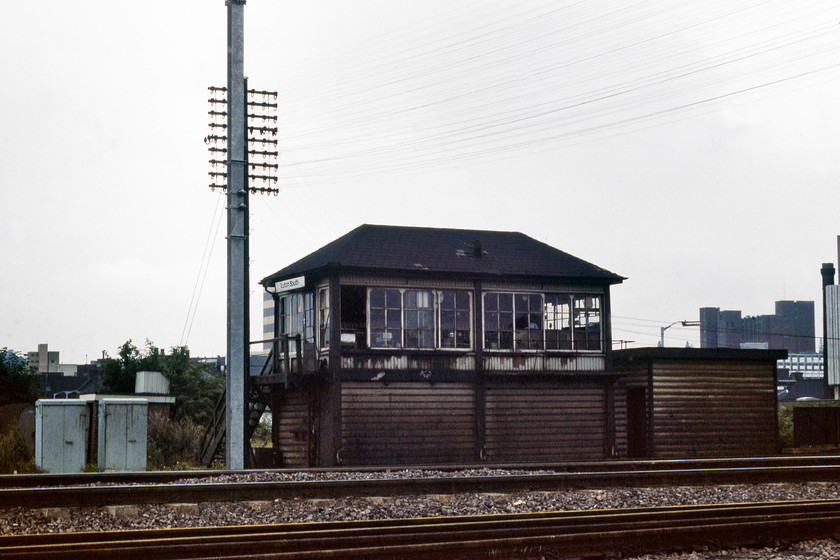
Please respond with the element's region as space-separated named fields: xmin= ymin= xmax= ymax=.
xmin=198 ymin=335 xmax=303 ymax=468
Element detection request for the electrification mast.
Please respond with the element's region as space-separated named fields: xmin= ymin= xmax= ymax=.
xmin=206 ymin=0 xmax=278 ymax=469
xmin=225 ymin=0 xmax=248 ymax=470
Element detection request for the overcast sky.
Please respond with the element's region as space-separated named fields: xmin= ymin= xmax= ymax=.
xmin=2 ymin=0 xmax=839 ymax=364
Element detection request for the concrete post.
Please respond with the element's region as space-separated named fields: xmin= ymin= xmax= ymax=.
xmin=226 ymin=0 xmax=248 ymax=470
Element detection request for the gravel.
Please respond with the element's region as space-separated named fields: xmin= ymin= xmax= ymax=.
xmin=3 ymin=471 xmax=840 ymax=559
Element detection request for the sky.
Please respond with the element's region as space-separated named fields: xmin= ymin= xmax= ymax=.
xmin=1 ymin=0 xmax=839 ymax=364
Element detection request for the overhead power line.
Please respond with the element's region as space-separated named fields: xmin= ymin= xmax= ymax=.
xmin=260 ymin=0 xmax=840 ymax=187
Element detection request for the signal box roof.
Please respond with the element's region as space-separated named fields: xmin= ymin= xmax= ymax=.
xmin=260 ymin=224 xmax=625 ymax=287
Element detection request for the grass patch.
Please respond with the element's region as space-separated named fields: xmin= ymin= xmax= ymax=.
xmin=0 ymin=425 xmax=38 ymax=474
xmin=147 ymin=414 xmax=204 ymax=470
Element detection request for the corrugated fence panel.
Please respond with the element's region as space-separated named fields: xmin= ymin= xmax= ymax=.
xmin=341 ymin=355 xmax=476 ymax=371
xmin=341 ymin=382 xmax=476 ymax=465
xmin=275 ymin=389 xmax=312 ymax=468
xmin=483 ymin=355 xmax=605 ymax=373
xmin=484 ymin=382 xmax=606 ymax=462
xmin=651 ymin=361 xmax=777 ymax=458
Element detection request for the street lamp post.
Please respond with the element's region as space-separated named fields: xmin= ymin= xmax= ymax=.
xmin=660 ymin=320 xmax=701 ymax=347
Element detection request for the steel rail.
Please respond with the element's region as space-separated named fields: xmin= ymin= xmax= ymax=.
xmin=3 ymin=455 xmax=840 ymax=489
xmin=4 ymin=462 xmax=840 ymax=509
xmin=1 ymin=500 xmax=840 ymax=559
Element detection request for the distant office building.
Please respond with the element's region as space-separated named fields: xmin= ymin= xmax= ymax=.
xmin=777 ymin=351 xmax=825 ymax=401
xmin=700 ymin=301 xmax=815 ymax=353
xmin=26 ymin=344 xmax=60 ymax=373
xmin=778 ymin=352 xmax=823 ymax=379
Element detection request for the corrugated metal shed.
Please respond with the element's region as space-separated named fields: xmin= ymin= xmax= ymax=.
xmin=613 ymin=348 xmax=784 ymax=458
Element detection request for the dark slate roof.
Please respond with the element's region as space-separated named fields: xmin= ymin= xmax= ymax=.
xmin=261 ymin=224 xmax=625 ymax=286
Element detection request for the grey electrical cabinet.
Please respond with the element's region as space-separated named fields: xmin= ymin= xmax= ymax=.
xmin=97 ymin=398 xmax=148 ymax=471
xmin=35 ymin=399 xmax=90 ymax=473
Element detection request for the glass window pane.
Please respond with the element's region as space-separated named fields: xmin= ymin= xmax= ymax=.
xmin=420 ymin=309 xmax=434 ymax=328
xmin=386 ymin=329 xmax=401 ymax=347
xmin=484 ymin=293 xmax=497 ymax=312
xmin=455 ymin=291 xmax=469 ymax=309
xmin=386 ymin=289 xmax=401 ymax=309
xmin=371 ymin=331 xmax=386 ymax=347
xmin=417 ymin=291 xmax=431 ymax=308
xmin=456 ymin=310 xmax=470 ymax=329
xmin=405 ymin=331 xmax=419 ymax=348
xmin=370 ymin=308 xmax=385 ymax=328
xmin=420 ymin=330 xmax=435 ymax=348
xmin=405 ymin=310 xmax=418 ymax=329
xmin=456 ymin=330 xmax=470 ymax=348
xmin=500 ymin=311 xmax=513 ymax=331
xmin=442 ymin=330 xmax=456 ymax=348
xmin=369 ymin=289 xmax=384 ymax=308
xmin=500 ymin=330 xmax=513 ymax=349
xmin=499 ymin=293 xmax=512 ymax=311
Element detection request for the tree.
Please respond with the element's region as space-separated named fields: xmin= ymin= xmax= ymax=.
xmin=0 ymin=348 xmax=40 ymax=406
xmin=100 ymin=340 xmax=223 ymax=425
xmin=155 ymin=345 xmax=224 ymax=425
xmin=101 ymin=340 xmax=143 ymax=394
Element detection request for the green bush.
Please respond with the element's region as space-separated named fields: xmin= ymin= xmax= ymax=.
xmin=778 ymin=400 xmax=840 ymax=449
xmin=252 ymin=414 xmax=272 ymax=448
xmin=147 ymin=414 xmax=203 ymax=470
xmin=0 ymin=425 xmax=38 ymax=474
xmin=778 ymin=402 xmax=795 ymax=448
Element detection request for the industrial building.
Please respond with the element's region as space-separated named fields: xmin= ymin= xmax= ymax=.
xmin=699 ymin=301 xmax=815 ymax=353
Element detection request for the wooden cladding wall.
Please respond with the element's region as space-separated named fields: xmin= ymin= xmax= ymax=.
xmin=274 ymin=388 xmax=313 ymax=468
xmin=650 ymin=361 xmax=778 ymax=458
xmin=340 ymin=382 xmax=476 ymax=465
xmin=614 ymin=365 xmax=652 ymax=459
xmin=613 ymin=383 xmax=628 ymax=458
xmin=484 ymin=382 xmax=607 ymax=462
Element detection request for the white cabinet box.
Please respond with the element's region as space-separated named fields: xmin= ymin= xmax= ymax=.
xmin=35 ymin=399 xmax=89 ymax=473
xmin=97 ymin=398 xmax=148 ymax=471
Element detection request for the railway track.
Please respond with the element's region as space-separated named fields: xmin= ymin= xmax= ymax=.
xmin=4 ymin=455 xmax=840 ymax=489
xmin=1 ymin=499 xmax=839 ymax=559
xmin=4 ymin=456 xmax=840 ymax=509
